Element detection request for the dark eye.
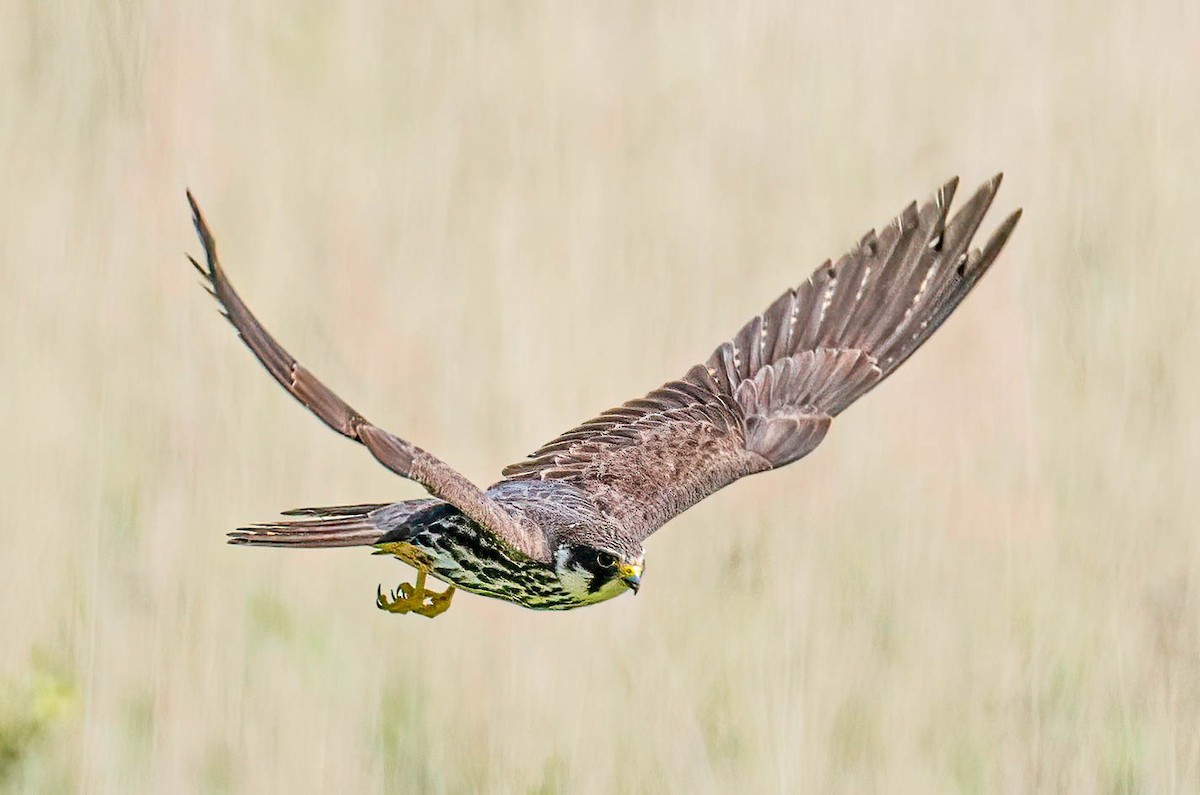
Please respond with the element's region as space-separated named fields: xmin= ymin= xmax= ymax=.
xmin=596 ymin=552 xmax=617 ymax=569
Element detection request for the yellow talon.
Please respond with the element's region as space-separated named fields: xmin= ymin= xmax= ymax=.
xmin=376 ymin=568 xmax=456 ymax=619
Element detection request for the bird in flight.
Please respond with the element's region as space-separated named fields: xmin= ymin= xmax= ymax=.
xmin=188 ymin=175 xmax=1020 ymax=618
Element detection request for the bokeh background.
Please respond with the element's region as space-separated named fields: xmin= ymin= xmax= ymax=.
xmin=2 ymin=2 xmax=1199 ymax=792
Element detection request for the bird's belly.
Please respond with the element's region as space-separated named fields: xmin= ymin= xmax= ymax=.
xmin=374 ymin=538 xmax=580 ymax=612
xmin=384 ymin=517 xmax=626 ymax=611
xmin=408 ymin=543 xmax=612 ymax=611
xmin=436 ymin=558 xmax=586 ymax=610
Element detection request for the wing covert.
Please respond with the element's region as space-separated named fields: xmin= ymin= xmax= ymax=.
xmin=501 ymin=175 xmax=1021 ymax=542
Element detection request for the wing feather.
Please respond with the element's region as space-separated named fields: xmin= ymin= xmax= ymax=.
xmin=186 ymin=193 xmax=547 ymax=562
xmin=500 ymin=176 xmax=1020 ymax=542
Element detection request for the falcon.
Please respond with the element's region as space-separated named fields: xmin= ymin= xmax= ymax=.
xmin=187 ymin=175 xmax=1020 ymax=618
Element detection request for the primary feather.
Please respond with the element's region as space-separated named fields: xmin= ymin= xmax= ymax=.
xmin=191 ymin=175 xmax=1020 ymax=611
xmin=500 ymin=175 xmax=1020 ymax=542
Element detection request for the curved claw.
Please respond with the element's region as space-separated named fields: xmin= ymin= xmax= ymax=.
xmin=376 ymin=582 xmax=415 ymax=614
xmin=375 ymin=576 xmax=455 ymax=618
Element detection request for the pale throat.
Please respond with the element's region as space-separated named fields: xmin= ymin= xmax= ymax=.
xmin=552 ymin=546 xmax=629 ymax=604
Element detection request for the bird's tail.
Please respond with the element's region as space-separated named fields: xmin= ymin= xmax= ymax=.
xmin=227 ymin=499 xmax=438 ymax=548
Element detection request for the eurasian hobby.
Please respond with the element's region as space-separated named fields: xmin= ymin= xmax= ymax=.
xmin=187 ymin=175 xmax=1020 ymax=617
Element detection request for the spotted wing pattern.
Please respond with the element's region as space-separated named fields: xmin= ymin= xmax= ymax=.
xmin=501 ymin=175 xmax=1021 ymax=541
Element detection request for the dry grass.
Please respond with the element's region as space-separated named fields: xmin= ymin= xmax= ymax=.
xmin=2 ymin=1 xmax=1199 ymax=792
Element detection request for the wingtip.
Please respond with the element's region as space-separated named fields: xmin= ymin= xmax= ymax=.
xmin=978 ymin=206 xmax=1023 ymax=262
xmin=936 ymin=176 xmax=960 ymax=211
xmin=186 ymin=189 xmax=202 ymax=223
xmin=998 ymin=206 xmax=1022 ymax=230
xmin=187 ymin=190 xmax=215 ymax=251
xmin=186 ymin=252 xmax=207 ymax=277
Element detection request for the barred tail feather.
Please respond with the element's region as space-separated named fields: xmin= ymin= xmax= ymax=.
xmin=227 ymin=498 xmax=443 ymax=548
xmin=227 ymin=504 xmax=389 ymax=547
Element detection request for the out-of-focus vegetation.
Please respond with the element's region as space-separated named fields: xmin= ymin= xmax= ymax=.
xmin=0 ymin=654 xmax=75 ymax=790
xmin=2 ymin=2 xmax=1198 ymax=791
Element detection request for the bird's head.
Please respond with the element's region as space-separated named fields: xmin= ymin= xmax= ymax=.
xmin=553 ymin=542 xmax=645 ymax=602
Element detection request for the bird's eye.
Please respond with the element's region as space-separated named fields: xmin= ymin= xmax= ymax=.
xmin=596 ymin=552 xmax=617 ymax=569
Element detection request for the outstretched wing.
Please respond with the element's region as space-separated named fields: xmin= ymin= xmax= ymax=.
xmin=186 ymin=194 xmax=548 ymax=562
xmin=501 ymin=175 xmax=1021 ymax=542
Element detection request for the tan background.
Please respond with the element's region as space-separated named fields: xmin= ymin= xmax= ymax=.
xmin=2 ymin=2 xmax=1199 ymax=792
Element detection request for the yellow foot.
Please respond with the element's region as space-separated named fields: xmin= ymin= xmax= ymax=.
xmin=375 ymin=569 xmax=456 ymax=619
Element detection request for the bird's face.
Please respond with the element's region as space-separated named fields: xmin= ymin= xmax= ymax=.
xmin=553 ymin=543 xmax=645 ymax=604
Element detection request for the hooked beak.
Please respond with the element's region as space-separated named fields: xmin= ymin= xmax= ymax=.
xmin=618 ymin=562 xmax=642 ymax=594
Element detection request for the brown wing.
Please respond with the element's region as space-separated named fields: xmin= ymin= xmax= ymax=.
xmin=501 ymin=175 xmax=1022 ymax=541
xmin=186 ymin=193 xmax=548 ymax=562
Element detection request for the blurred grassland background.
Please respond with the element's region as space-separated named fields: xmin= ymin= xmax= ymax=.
xmin=1 ymin=1 xmax=1198 ymax=792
